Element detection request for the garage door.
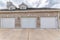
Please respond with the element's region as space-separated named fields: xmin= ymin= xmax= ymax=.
xmin=1 ymin=18 xmax=15 ymax=28
xmin=21 ymin=17 xmax=36 ymax=28
xmin=40 ymin=17 xmax=58 ymax=28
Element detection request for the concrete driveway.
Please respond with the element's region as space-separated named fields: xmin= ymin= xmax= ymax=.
xmin=0 ymin=29 xmax=60 ymax=40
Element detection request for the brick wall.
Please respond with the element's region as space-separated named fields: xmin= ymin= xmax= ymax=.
xmin=0 ymin=10 xmax=59 ymax=29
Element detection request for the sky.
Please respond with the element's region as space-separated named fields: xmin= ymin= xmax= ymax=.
xmin=0 ymin=0 xmax=60 ymax=9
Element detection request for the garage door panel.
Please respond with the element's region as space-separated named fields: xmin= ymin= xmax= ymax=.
xmin=40 ymin=17 xmax=58 ymax=28
xmin=21 ymin=18 xmax=36 ymax=28
xmin=1 ymin=18 xmax=15 ymax=28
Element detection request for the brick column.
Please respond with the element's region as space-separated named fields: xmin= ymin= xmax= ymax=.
xmin=58 ymin=12 xmax=60 ymax=29
xmin=36 ymin=17 xmax=40 ymax=28
xmin=15 ymin=17 xmax=21 ymax=28
xmin=0 ymin=18 xmax=1 ymax=28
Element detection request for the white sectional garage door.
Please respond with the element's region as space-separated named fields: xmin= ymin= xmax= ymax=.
xmin=1 ymin=18 xmax=15 ymax=28
xmin=40 ymin=17 xmax=58 ymax=29
xmin=21 ymin=17 xmax=36 ymax=28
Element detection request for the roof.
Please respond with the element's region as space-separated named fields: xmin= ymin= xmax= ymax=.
xmin=0 ymin=8 xmax=60 ymax=11
xmin=0 ymin=8 xmax=60 ymax=13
